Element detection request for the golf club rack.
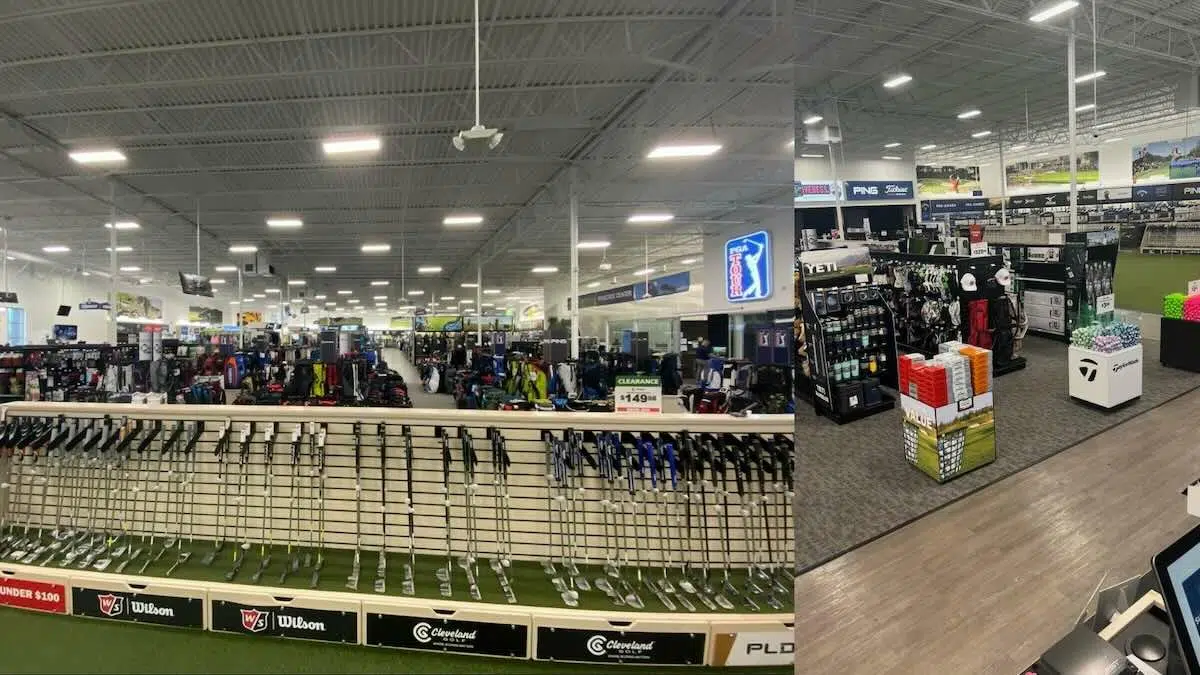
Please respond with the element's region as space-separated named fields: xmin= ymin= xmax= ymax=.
xmin=0 ymin=403 xmax=793 ymax=668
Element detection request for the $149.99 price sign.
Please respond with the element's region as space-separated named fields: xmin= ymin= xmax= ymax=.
xmin=614 ymin=375 xmax=663 ymax=414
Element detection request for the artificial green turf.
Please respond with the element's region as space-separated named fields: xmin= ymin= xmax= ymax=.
xmin=88 ymin=540 xmax=790 ymax=613
xmin=1114 ymin=251 xmax=1200 ymax=314
xmin=0 ymin=606 xmax=790 ymax=674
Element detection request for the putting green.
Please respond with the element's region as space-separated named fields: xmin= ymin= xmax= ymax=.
xmin=1114 ymin=252 xmax=1200 ymax=315
xmin=0 ymin=605 xmax=789 ymax=674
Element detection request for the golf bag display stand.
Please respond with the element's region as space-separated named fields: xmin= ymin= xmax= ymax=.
xmin=0 ymin=402 xmax=793 ymax=668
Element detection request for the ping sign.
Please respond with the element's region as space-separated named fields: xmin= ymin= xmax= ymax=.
xmin=725 ymin=230 xmax=772 ymax=303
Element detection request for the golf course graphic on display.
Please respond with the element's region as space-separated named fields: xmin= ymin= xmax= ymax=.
xmin=916 ymin=165 xmax=982 ymax=197
xmin=1133 ymin=135 xmax=1200 ymax=182
xmin=1005 ymin=151 xmax=1100 ymax=190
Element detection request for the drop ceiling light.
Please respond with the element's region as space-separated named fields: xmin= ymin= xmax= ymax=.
xmin=347 ymin=299 xmax=361 ymax=304
xmin=957 ymin=110 xmax=982 ymax=120
xmin=210 ymin=279 xmax=226 ymax=285
xmin=1075 ymin=103 xmax=1096 ymax=112
xmin=483 ymin=289 xmax=501 ymax=295
xmin=587 ymin=281 xmax=601 ymax=288
xmin=633 ymin=268 xmax=655 ymax=276
xmin=107 ymin=246 xmax=134 ymax=253
xmin=460 ymin=299 xmax=474 ymax=304
xmin=1092 ymin=122 xmax=1116 ymax=129
xmin=267 ymin=304 xmax=278 ymax=309
xmin=576 ymin=241 xmax=611 ymax=249
xmin=417 ymin=266 xmax=442 ymax=274
xmin=680 ymin=258 xmax=697 ymax=265
xmin=375 ymin=302 xmax=387 ymax=307
xmin=443 ymin=215 xmax=483 ymax=226
xmin=627 ymin=213 xmax=674 ymax=224
xmin=337 ymin=290 xmax=353 ymax=295
xmin=802 ymin=115 xmax=823 ymax=125
xmin=882 ymin=155 xmax=903 ymax=160
xmin=42 ymin=245 xmax=69 ymax=253
xmin=920 ymin=144 xmax=937 ymax=150
xmin=215 ymin=265 xmax=237 ymax=272
xmin=104 ymin=221 xmax=139 ymax=230
xmin=646 ymin=144 xmax=721 ymax=159
xmin=266 ymin=218 xmax=302 ymax=228
xmin=460 ymin=282 xmax=479 ymax=288
xmin=799 ymin=153 xmax=824 ymax=158
xmin=531 ymin=266 xmax=558 ymax=273
xmin=229 ymin=245 xmax=258 ymax=253
xmin=119 ymin=266 xmax=141 ymax=272
xmin=1029 ymin=0 xmax=1079 ymax=23
xmin=884 ymin=142 xmax=902 ymax=148
xmin=286 ymin=280 xmax=305 ymax=287
xmin=361 ymin=244 xmax=391 ymax=253
xmin=883 ymin=74 xmax=913 ymax=88
xmin=253 ymin=293 xmax=266 ymax=299
xmin=314 ymin=294 xmax=327 ymax=300
xmin=314 ymin=266 xmax=336 ymax=273
xmin=971 ymin=131 xmax=992 ymax=138
xmin=69 ymin=149 xmax=126 ymax=164
xmin=440 ymin=296 xmax=456 ymax=301
xmin=265 ymin=289 xmax=281 ymax=295
xmin=229 ymin=301 xmax=240 ymax=306
xmin=1075 ymin=70 xmax=1106 ymax=83
xmin=323 ymin=136 xmax=381 ymax=155
xmin=961 ymin=154 xmax=975 ymax=159
xmin=1010 ymin=144 xmax=1028 ymax=151
xmin=407 ymin=290 xmax=424 ymax=296
xmin=374 ymin=295 xmax=388 ymax=300
xmin=1104 ymin=137 xmax=1125 ymax=143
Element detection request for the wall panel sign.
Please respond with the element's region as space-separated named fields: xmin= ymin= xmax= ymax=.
xmin=725 ymin=230 xmax=772 ymax=303
xmin=842 ymin=180 xmax=914 ymax=201
xmin=1132 ymin=184 xmax=1173 ymax=202
xmin=1173 ymin=181 xmax=1200 ymax=201
xmin=920 ymin=198 xmax=988 ymax=215
xmin=577 ymin=272 xmax=691 ymax=309
xmin=1132 ymin=135 xmax=1200 ymax=182
xmin=793 ymin=180 xmax=839 ymax=203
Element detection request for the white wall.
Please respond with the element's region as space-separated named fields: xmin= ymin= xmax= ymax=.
xmin=0 ymin=262 xmax=225 ymax=345
xmin=795 ymin=157 xmax=916 ymax=183
xmin=701 ymin=213 xmax=793 ymax=313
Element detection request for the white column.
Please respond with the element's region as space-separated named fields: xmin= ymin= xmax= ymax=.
xmin=475 ymin=262 xmax=482 ymax=344
xmin=998 ymin=134 xmax=1008 ymax=228
xmin=1067 ymin=18 xmax=1079 ymax=233
xmin=828 ymin=142 xmax=845 ymax=239
xmin=108 ymin=181 xmax=117 ymax=343
xmin=569 ymin=168 xmax=580 ymax=358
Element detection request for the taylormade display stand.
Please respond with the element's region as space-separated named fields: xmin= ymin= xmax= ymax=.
xmin=0 ymin=403 xmax=793 ymax=668
xmin=1068 ymin=344 xmax=1143 ymax=409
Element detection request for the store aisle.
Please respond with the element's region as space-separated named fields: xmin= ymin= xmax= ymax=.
xmin=795 ymin=388 xmax=1200 ymax=674
xmin=381 ymin=348 xmax=457 ymax=410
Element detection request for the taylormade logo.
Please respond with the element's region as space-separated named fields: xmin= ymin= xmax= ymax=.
xmin=278 ymin=614 xmax=325 ymax=631
xmin=1113 ymin=358 xmax=1140 ymax=373
xmin=412 ymin=622 xmax=477 ymax=644
xmin=586 ymin=634 xmax=656 ymax=656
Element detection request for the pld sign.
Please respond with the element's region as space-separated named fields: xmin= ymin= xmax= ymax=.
xmin=615 ymin=375 xmax=662 ymax=414
xmin=710 ymin=631 xmax=796 ymax=667
xmin=724 ymin=230 xmax=772 ymax=303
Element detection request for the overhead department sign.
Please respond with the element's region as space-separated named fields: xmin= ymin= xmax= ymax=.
xmin=725 ymin=230 xmax=771 ymax=303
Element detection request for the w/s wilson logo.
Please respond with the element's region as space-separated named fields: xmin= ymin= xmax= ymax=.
xmin=98 ymin=594 xmax=124 ymax=617
xmin=239 ymin=608 xmax=326 ymax=633
xmin=98 ymin=594 xmax=175 ymax=619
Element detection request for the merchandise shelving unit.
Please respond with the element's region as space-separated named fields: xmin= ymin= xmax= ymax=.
xmin=797 ymin=247 xmax=898 ymax=424
xmin=0 ymin=403 xmax=793 ymax=669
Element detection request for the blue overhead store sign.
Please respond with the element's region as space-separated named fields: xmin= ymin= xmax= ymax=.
xmin=725 ymin=230 xmax=772 ymax=303
xmin=843 ymin=180 xmax=915 ymax=201
xmin=921 ymin=198 xmax=989 ymax=215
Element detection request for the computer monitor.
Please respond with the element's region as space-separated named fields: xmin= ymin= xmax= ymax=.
xmin=51 ymin=324 xmax=77 ymax=342
xmin=1152 ymin=522 xmax=1200 ymax=674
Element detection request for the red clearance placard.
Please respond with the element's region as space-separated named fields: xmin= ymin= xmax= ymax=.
xmin=0 ymin=576 xmax=68 ymax=613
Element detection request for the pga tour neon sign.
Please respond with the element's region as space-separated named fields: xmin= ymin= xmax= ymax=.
xmin=725 ymin=230 xmax=771 ymax=303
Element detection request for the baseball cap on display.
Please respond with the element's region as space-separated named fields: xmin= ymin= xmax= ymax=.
xmin=995 ymin=267 xmax=1013 ymax=287
xmin=959 ymin=272 xmax=978 ymax=292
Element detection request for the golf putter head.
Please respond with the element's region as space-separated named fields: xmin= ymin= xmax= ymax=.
xmin=400 ymin=568 xmax=415 ymax=596
xmin=677 ymin=594 xmax=697 ymax=612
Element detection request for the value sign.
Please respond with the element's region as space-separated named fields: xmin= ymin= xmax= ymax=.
xmin=614 ymin=375 xmax=662 ymax=414
xmin=0 ymin=577 xmax=67 ymax=614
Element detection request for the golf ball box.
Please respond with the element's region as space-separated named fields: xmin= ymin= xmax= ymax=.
xmin=1068 ymin=344 xmax=1143 ymax=409
xmin=900 ymin=391 xmax=997 ymax=483
xmin=0 ymin=567 xmax=68 ymax=614
xmin=532 ymin=614 xmax=709 ymax=666
xmin=363 ymin=599 xmax=531 ymax=658
xmin=71 ymin=579 xmax=205 ymax=630
xmin=209 ymin=589 xmax=360 ymax=644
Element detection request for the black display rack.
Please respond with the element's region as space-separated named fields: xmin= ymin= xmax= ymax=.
xmin=797 ymin=246 xmax=898 ymax=424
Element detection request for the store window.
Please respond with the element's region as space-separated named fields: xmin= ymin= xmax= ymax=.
xmin=6 ymin=307 xmax=25 ymax=346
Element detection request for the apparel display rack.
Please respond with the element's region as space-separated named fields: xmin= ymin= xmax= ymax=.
xmin=0 ymin=403 xmax=792 ymax=668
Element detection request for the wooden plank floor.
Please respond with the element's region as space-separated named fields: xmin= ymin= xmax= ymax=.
xmin=795 ymin=389 xmax=1200 ymax=674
